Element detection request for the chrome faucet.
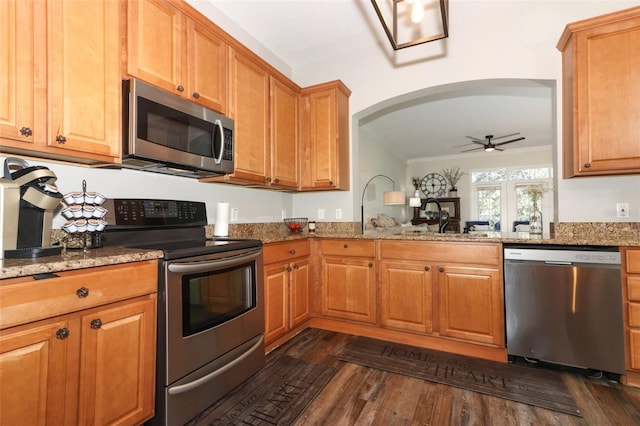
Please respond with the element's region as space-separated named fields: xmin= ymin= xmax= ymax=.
xmin=424 ymin=198 xmax=449 ymax=233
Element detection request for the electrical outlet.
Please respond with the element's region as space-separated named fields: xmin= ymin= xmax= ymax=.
xmin=617 ymin=202 xmax=629 ymax=218
xmin=318 ymin=208 xmax=325 ymax=220
xmin=335 ymin=208 xmax=342 ymax=219
xmin=230 ymin=208 xmax=239 ymax=222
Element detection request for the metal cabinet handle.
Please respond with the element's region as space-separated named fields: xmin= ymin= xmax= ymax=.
xmin=439 ymin=267 xmax=444 ymax=273
xmin=265 ymin=177 xmax=272 ymax=183
xmin=368 ymin=263 xmax=373 ymax=267
xmin=176 ymin=85 xmax=184 ymax=92
xmin=55 ymin=135 xmax=66 ymax=144
xmin=192 ymin=92 xmax=200 ymax=99
xmin=274 ymin=178 xmax=280 ymax=183
xmin=20 ymin=127 xmax=32 ymax=137
xmin=56 ymin=328 xmax=70 ymax=340
xmin=76 ymin=287 xmax=89 ymax=298
xmin=343 ymin=244 xmax=348 ymax=249
xmin=289 ymin=249 xmax=296 ymax=255
xmin=329 ymin=181 xmax=334 ymax=185
xmin=293 ymin=264 xmax=299 ymax=270
xmin=90 ymin=319 xmax=102 ymax=330
xmin=424 ymin=266 xmax=430 ymax=271
xmin=584 ymin=163 xmax=591 ymax=169
xmin=286 ymin=266 xmax=292 ymax=272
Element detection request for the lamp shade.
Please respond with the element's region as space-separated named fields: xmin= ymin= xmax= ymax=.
xmin=409 ymin=197 xmax=422 ymax=207
xmin=383 ymin=191 xmax=405 ymax=205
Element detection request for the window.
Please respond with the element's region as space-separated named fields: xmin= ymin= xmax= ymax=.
xmin=470 ymin=166 xmax=553 ymax=232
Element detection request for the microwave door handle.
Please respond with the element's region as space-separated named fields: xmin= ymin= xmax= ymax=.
xmin=213 ymin=119 xmax=224 ymax=165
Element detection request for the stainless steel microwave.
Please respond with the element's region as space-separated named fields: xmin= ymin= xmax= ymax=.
xmin=122 ymin=79 xmax=234 ymax=178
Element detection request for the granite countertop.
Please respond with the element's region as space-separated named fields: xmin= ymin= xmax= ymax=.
xmin=0 ymin=246 xmax=163 ymax=280
xmin=2 ymin=222 xmax=639 ymax=280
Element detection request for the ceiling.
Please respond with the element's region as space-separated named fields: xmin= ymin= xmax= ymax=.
xmin=195 ymin=0 xmax=554 ymax=160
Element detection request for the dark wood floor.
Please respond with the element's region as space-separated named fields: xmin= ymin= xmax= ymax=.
xmin=268 ymin=328 xmax=640 ymax=425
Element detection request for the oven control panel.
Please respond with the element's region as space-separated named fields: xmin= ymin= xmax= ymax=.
xmin=102 ymin=199 xmax=207 ymax=227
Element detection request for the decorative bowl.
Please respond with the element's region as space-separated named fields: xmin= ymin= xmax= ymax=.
xmin=284 ymin=217 xmax=308 ymax=232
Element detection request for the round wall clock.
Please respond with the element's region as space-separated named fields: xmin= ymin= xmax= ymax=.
xmin=420 ymin=173 xmax=447 ymax=198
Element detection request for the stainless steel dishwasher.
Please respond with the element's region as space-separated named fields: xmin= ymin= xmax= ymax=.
xmin=504 ymin=244 xmax=625 ymax=375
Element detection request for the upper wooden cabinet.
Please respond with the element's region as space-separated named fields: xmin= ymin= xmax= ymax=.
xmin=0 ymin=0 xmax=43 ymax=148
xmin=127 ymin=0 xmax=227 ymax=113
xmin=0 ymin=0 xmax=121 ymax=164
xmin=300 ymin=81 xmax=351 ymax=191
xmin=270 ymin=76 xmax=300 ymax=189
xmin=557 ymin=6 xmax=640 ymax=177
xmin=204 ymin=47 xmax=301 ymax=189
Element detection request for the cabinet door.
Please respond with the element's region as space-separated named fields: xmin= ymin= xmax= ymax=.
xmin=264 ymin=262 xmax=289 ymax=344
xmin=379 ymin=260 xmax=433 ymax=333
xmin=561 ymin=11 xmax=640 ymax=176
xmin=0 ymin=0 xmax=43 ymax=147
xmin=270 ymin=76 xmax=299 ymax=189
xmin=127 ymin=0 xmax=183 ymax=95
xmin=289 ymin=258 xmax=310 ymax=328
xmin=48 ymin=0 xmax=120 ymax=161
xmin=0 ymin=318 xmax=77 ymax=426
xmin=227 ymin=48 xmax=270 ymax=184
xmin=321 ymin=256 xmax=376 ymax=324
xmin=300 ymin=81 xmax=350 ymax=191
xmin=77 ymin=296 xmax=156 ymax=426
xmin=438 ymin=265 xmax=503 ymax=345
xmin=186 ymin=18 xmax=227 ymax=113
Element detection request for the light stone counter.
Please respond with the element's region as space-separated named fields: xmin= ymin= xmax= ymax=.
xmin=2 ymin=222 xmax=638 ymax=280
xmin=0 ymin=247 xmax=163 ymax=280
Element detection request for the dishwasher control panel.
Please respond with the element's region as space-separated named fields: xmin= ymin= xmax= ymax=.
xmin=504 ymin=246 xmax=620 ymax=265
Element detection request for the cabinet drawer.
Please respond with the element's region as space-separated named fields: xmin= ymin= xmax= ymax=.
xmin=630 ymin=302 xmax=640 ymax=327
xmin=627 ymin=249 xmax=640 ymax=274
xmin=321 ymin=239 xmax=375 ymax=257
xmin=0 ymin=261 xmax=158 ymax=329
xmin=629 ymin=275 xmax=640 ymax=302
xmin=264 ymin=240 xmax=310 ymax=264
xmin=379 ymin=240 xmax=501 ymax=266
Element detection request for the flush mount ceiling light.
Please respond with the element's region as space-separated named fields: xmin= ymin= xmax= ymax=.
xmin=371 ymin=0 xmax=449 ymax=50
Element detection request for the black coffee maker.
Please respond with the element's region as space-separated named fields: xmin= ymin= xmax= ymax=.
xmin=1 ymin=157 xmax=63 ymax=259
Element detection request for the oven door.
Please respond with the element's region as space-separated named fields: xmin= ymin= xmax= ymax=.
xmin=164 ymin=246 xmax=264 ymax=385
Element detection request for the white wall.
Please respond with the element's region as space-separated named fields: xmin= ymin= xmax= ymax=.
xmin=289 ymin=0 xmax=639 ymax=223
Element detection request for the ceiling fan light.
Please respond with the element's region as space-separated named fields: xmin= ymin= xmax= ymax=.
xmin=484 ymin=146 xmax=495 ymax=152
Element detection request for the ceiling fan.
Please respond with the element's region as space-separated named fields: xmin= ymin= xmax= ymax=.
xmin=461 ymin=133 xmax=526 ymax=152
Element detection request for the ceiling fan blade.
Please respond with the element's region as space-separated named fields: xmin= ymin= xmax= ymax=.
xmin=495 ymin=136 xmax=525 ymax=146
xmin=460 ymin=146 xmax=484 ymax=152
xmin=492 ymin=132 xmax=520 ymax=141
xmin=495 ymin=147 xmax=504 ymax=151
xmin=465 ymin=136 xmax=485 ymax=142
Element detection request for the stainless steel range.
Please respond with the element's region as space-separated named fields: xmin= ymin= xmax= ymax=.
xmin=100 ymin=199 xmax=264 ymax=426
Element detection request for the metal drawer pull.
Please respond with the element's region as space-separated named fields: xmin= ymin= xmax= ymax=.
xmin=343 ymin=244 xmax=348 ymax=248
xmin=439 ymin=267 xmax=445 ymax=272
xmin=56 ymin=328 xmax=69 ymax=340
xmin=90 ymin=319 xmax=102 ymax=330
xmin=20 ymin=127 xmax=32 ymax=137
xmin=424 ymin=266 xmax=430 ymax=271
xmin=289 ymin=249 xmax=296 ymax=255
xmin=76 ymin=287 xmax=89 ymax=298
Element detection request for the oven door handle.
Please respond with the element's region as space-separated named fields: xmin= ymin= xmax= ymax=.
xmin=167 ymin=249 xmax=261 ymax=274
xmin=167 ymin=335 xmax=264 ymax=396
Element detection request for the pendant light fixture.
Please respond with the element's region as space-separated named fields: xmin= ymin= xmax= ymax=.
xmin=371 ymin=0 xmax=449 ymax=50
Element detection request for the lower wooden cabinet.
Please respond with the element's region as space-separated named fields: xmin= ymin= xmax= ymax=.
xmin=623 ymin=248 xmax=640 ymax=381
xmin=379 ymin=260 xmax=434 ymax=333
xmin=264 ymin=241 xmax=311 ymax=344
xmin=320 ymin=239 xmax=376 ymax=324
xmin=378 ymin=240 xmax=504 ymax=347
xmin=437 ymin=265 xmax=502 ymax=345
xmin=0 ymin=261 xmax=157 ymax=426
